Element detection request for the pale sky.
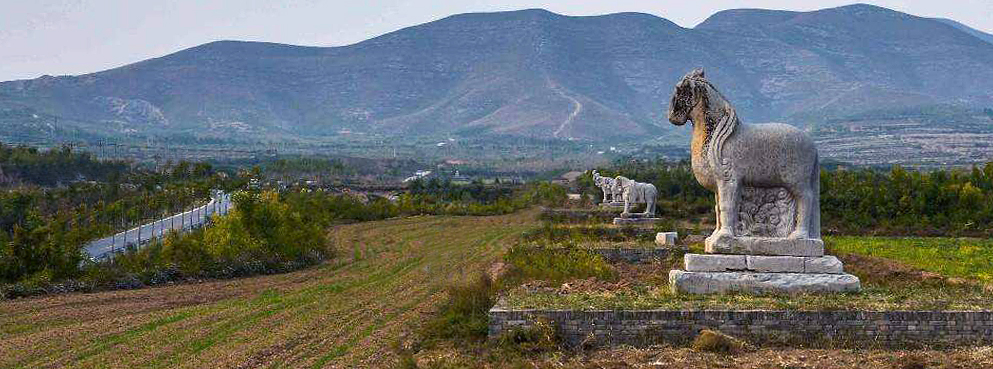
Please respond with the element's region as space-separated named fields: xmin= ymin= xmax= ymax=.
xmin=2 ymin=1 xmax=991 ymax=81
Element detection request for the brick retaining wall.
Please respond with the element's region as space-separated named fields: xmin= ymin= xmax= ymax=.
xmin=538 ymin=208 xmax=619 ymax=223
xmin=592 ymin=248 xmax=673 ymax=263
xmin=489 ymin=309 xmax=993 ymax=348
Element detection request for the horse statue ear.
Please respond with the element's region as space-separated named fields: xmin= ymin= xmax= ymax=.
xmin=691 ymin=68 xmax=705 ymax=78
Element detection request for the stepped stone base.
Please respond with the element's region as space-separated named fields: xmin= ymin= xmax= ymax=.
xmin=669 ymin=270 xmax=861 ymax=295
xmin=705 ymin=233 xmax=824 ymax=257
xmin=599 ymin=202 xmax=625 ymax=210
xmin=684 ymin=254 xmax=843 ymax=274
xmin=613 ymin=217 xmax=663 ymax=226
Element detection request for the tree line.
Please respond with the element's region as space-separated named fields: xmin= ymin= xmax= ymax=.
xmin=1 ymin=180 xmax=567 ymax=297
xmin=585 ymin=159 xmax=993 ymax=237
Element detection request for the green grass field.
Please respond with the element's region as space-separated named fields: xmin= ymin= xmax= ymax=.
xmin=0 ymin=212 xmax=536 ymax=368
xmin=827 ymin=236 xmax=993 ymax=281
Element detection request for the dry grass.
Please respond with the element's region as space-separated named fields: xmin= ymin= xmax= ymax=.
xmin=413 ymin=345 xmax=993 ymax=368
xmin=0 ymin=211 xmax=538 ymax=368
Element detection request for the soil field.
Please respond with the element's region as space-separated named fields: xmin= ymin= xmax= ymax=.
xmin=0 ymin=212 xmax=537 ymax=368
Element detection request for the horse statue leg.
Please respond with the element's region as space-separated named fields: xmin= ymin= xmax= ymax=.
xmin=621 ymin=189 xmax=631 ymax=215
xmin=643 ymin=185 xmax=657 ymax=216
xmin=712 ymin=195 xmax=721 ymax=237
xmin=713 ymin=179 xmax=741 ymax=240
xmin=788 ymin=168 xmax=818 ymax=239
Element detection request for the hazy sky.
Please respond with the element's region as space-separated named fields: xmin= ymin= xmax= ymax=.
xmin=2 ymin=1 xmax=991 ymax=81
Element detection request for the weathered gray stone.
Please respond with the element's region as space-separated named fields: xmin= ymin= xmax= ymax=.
xmin=705 ymin=233 xmax=824 ymax=257
xmin=611 ymin=176 xmax=658 ymax=217
xmin=655 ymin=232 xmax=678 ymax=246
xmin=668 ymin=69 xmax=821 ymax=241
xmin=669 ymin=270 xmax=861 ymax=295
xmin=684 ymin=254 xmax=746 ymax=272
xmin=613 ymin=217 xmax=664 ymax=226
xmin=746 ymin=255 xmax=804 ymax=273
xmin=804 ymin=255 xmax=844 ymax=274
xmin=592 ymin=170 xmax=621 ymax=204
xmin=684 ymin=254 xmax=837 ymax=273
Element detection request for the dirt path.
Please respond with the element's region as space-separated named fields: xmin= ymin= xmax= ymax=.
xmin=549 ymin=80 xmax=582 ymax=139
xmin=0 ymin=212 xmax=536 ymax=368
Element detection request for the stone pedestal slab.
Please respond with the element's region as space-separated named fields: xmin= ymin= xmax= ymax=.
xmin=804 ymin=256 xmax=844 ymax=274
xmin=655 ymin=232 xmax=678 ymax=246
xmin=669 ymin=270 xmax=861 ymax=295
xmin=705 ymin=234 xmax=824 ymax=257
xmin=599 ymin=202 xmax=625 ymax=210
xmin=747 ymin=255 xmax=804 ymax=273
xmin=613 ymin=217 xmax=663 ymax=226
xmin=683 ymin=254 xmax=844 ymax=274
xmin=684 ymin=254 xmax=745 ymax=272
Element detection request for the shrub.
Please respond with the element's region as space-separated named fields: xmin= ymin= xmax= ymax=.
xmin=495 ymin=319 xmax=559 ymax=354
xmin=424 ymin=274 xmax=495 ymax=341
xmin=691 ymin=329 xmax=748 ymax=354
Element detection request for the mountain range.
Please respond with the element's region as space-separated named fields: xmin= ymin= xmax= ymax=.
xmin=2 ymin=3 xmax=993 ymax=143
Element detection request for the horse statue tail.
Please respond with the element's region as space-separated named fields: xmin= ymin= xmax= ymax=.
xmin=810 ymin=154 xmax=821 ymax=239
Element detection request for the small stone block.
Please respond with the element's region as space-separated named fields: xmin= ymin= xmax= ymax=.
xmin=804 ymin=256 xmax=844 ymax=274
xmin=669 ymin=270 xmax=861 ymax=295
xmin=656 ymin=232 xmax=678 ymax=246
xmin=746 ymin=256 xmax=804 ymax=273
xmin=612 ymin=217 xmax=663 ymax=226
xmin=705 ymin=234 xmax=824 ymax=257
xmin=684 ymin=254 xmax=746 ymax=272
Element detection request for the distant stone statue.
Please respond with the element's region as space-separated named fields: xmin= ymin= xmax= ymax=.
xmin=591 ymin=170 xmax=619 ymax=203
xmin=667 ymin=69 xmax=820 ymax=243
xmin=612 ymin=176 xmax=657 ymax=216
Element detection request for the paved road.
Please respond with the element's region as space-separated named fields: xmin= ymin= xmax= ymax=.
xmin=83 ymin=193 xmax=233 ymax=260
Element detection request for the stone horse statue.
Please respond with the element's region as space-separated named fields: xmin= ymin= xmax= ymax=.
xmin=591 ymin=170 xmax=618 ymax=203
xmin=666 ymin=69 xmax=820 ymax=241
xmin=611 ymin=176 xmax=658 ymax=216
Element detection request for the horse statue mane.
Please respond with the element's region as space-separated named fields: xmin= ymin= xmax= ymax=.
xmin=681 ymin=70 xmax=740 ymax=180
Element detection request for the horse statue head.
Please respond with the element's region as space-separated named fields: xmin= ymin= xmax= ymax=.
xmin=666 ymin=68 xmax=740 ymax=182
xmin=667 ymin=68 xmax=707 ymax=126
xmin=612 ymin=176 xmax=630 ymax=194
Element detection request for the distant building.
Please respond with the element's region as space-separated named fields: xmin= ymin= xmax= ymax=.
xmin=403 ymin=170 xmax=433 ymax=183
xmin=450 ymin=170 xmax=471 ymax=185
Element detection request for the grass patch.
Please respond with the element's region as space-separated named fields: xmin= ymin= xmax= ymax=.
xmin=827 ymin=236 xmax=993 ymax=281
xmin=503 ymin=244 xmax=616 ymax=286
xmin=523 ymin=223 xmax=683 ymax=244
